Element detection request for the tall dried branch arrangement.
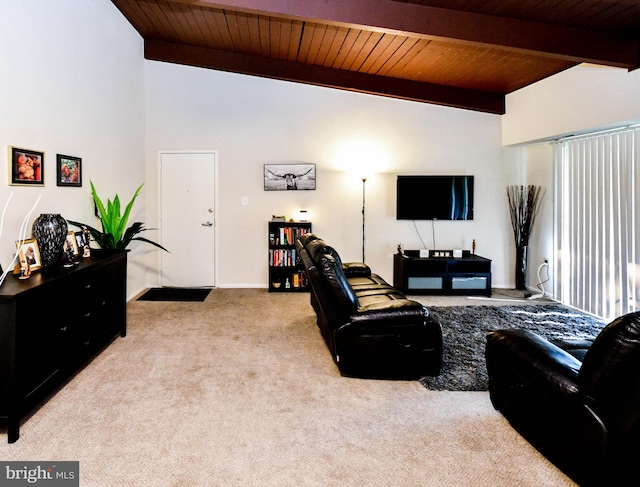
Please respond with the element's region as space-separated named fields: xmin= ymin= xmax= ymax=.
xmin=507 ymin=185 xmax=544 ymax=247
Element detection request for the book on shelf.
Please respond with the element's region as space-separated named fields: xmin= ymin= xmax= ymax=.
xmin=274 ymin=225 xmax=310 ymax=246
xmin=269 ymin=248 xmax=298 ymax=267
xmin=294 ymin=270 xmax=308 ymax=288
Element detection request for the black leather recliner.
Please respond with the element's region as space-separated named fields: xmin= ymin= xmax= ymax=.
xmin=485 ymin=311 xmax=640 ymax=487
xmin=296 ymin=233 xmax=442 ymax=379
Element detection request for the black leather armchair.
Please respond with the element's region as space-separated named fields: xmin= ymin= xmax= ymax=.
xmin=485 ymin=311 xmax=640 ymax=487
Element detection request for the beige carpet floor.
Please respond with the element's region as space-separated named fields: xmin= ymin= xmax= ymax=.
xmin=0 ymin=288 xmax=575 ymax=486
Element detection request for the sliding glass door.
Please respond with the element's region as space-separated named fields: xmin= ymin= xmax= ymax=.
xmin=555 ymin=127 xmax=640 ymax=321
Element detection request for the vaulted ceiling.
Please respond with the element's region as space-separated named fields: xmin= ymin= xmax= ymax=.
xmin=112 ymin=0 xmax=640 ymax=114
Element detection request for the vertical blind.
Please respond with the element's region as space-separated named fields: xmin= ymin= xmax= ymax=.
xmin=555 ymin=127 xmax=640 ymax=321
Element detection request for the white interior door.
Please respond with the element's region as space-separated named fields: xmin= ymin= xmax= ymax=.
xmin=159 ymin=151 xmax=216 ymax=287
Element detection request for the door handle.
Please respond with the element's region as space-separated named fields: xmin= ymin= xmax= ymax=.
xmin=202 ymin=221 xmax=213 ymax=227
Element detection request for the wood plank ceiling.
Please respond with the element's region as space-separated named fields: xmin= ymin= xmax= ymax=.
xmin=112 ymin=0 xmax=640 ymax=114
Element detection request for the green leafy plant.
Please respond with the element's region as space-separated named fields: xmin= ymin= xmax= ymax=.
xmin=69 ymin=181 xmax=168 ymax=252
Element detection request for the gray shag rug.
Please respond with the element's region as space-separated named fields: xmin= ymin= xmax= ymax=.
xmin=420 ymin=304 xmax=606 ymax=391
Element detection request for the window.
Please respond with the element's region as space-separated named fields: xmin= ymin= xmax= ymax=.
xmin=555 ymin=127 xmax=640 ymax=321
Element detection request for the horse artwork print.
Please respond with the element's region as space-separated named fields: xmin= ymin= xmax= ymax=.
xmin=264 ymin=163 xmax=316 ymax=191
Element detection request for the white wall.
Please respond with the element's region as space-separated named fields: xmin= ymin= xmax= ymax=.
xmin=0 ymin=0 xmax=146 ymax=298
xmin=522 ymin=143 xmax=555 ymax=294
xmin=503 ymin=64 xmax=640 ymax=295
xmin=503 ymin=64 xmax=640 ymax=146
xmin=0 ymin=0 xmax=540 ymax=297
xmin=145 ymin=61 xmax=515 ymax=288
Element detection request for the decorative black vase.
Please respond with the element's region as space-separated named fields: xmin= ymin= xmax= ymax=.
xmin=515 ymin=244 xmax=528 ymax=290
xmin=32 ymin=213 xmax=68 ymax=267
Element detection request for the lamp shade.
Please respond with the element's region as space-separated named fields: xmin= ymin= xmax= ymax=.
xmin=297 ymin=209 xmax=311 ymax=221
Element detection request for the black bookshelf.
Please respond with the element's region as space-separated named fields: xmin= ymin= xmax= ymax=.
xmin=268 ymin=221 xmax=312 ymax=292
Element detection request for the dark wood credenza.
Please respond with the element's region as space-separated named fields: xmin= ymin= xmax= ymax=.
xmin=0 ymin=251 xmax=127 ymax=443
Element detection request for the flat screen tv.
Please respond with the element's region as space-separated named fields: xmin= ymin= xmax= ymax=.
xmin=396 ymin=175 xmax=474 ymax=220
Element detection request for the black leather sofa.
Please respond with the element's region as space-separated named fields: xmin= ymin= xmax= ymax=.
xmin=485 ymin=311 xmax=640 ymax=487
xmin=296 ymin=233 xmax=442 ymax=379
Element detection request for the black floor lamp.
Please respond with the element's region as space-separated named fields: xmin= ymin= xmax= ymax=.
xmin=361 ymin=177 xmax=367 ymax=262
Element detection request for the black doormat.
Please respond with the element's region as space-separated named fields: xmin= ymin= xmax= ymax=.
xmin=419 ymin=304 xmax=606 ymax=392
xmin=138 ymin=287 xmax=211 ymax=302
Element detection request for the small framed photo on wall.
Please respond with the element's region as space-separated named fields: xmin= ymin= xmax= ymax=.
xmin=56 ymin=154 xmax=82 ymax=187
xmin=9 ymin=147 xmax=44 ymax=185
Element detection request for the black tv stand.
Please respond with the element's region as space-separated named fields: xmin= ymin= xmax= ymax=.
xmin=393 ymin=250 xmax=491 ymax=296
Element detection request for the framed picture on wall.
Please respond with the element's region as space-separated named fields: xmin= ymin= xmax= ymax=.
xmin=56 ymin=154 xmax=82 ymax=187
xmin=264 ymin=163 xmax=316 ymax=191
xmin=9 ymin=147 xmax=44 ymax=185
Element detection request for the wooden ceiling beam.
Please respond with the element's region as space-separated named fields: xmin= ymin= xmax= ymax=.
xmin=145 ymin=38 xmax=505 ymax=114
xmin=165 ymin=0 xmax=640 ymax=69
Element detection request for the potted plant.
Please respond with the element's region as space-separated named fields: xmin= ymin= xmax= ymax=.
xmin=69 ymin=181 xmax=168 ymax=252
